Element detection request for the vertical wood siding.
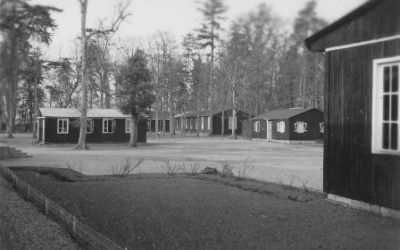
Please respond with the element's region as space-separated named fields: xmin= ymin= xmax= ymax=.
xmin=325 ymin=39 xmax=400 ymax=210
xmin=44 ymin=118 xmax=146 ymax=144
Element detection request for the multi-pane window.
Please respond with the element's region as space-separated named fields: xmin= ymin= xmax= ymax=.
xmin=103 ymin=119 xmax=115 ymax=134
xmin=254 ymin=121 xmax=261 ymax=132
xmin=277 ymin=121 xmax=285 ymax=133
xmin=57 ymin=119 xmax=69 ymax=134
xmin=86 ymin=119 xmax=93 ymax=134
xmin=201 ymin=117 xmax=205 ymax=130
xmin=373 ymin=57 xmax=400 ymax=154
xmin=294 ymin=121 xmax=308 ymax=133
xmin=125 ymin=119 xmax=132 ymax=133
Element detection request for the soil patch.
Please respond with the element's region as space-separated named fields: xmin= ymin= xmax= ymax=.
xmin=12 ymin=167 xmax=400 ymax=250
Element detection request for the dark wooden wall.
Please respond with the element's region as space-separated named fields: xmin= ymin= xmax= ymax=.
xmin=325 ymin=39 xmax=400 ymax=210
xmin=271 ymin=119 xmax=289 ymax=141
xmin=288 ymin=110 xmax=324 ymax=141
xmin=44 ymin=118 xmax=146 ymax=144
xmin=212 ymin=110 xmax=251 ymax=135
xmin=251 ymin=119 xmax=267 ymax=139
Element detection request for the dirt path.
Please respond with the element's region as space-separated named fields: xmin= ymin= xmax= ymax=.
xmin=0 ymin=174 xmax=82 ymax=250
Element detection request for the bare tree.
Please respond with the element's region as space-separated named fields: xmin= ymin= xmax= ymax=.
xmin=76 ymin=0 xmax=130 ymax=150
xmin=196 ymin=0 xmax=227 ymax=135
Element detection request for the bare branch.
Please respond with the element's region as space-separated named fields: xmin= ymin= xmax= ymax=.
xmin=86 ymin=0 xmax=131 ymax=39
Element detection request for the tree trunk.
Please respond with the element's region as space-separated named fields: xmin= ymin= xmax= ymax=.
xmin=76 ymin=0 xmax=89 ymax=150
xmin=170 ymin=112 xmax=175 ymax=136
xmin=155 ymin=110 xmax=159 ymax=140
xmin=32 ymin=81 xmax=39 ymax=138
xmin=221 ymin=110 xmax=224 ymax=136
xmin=232 ymin=108 xmax=236 ymax=139
xmin=129 ymin=116 xmax=137 ymax=147
xmin=104 ymin=78 xmax=111 ymax=108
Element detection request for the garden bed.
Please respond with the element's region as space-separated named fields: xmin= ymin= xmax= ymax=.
xmin=12 ymin=167 xmax=400 ymax=250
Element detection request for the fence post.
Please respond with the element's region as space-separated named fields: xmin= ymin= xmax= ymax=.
xmin=72 ymin=216 xmax=76 ymax=233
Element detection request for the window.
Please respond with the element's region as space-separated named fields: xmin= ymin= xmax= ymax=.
xmin=254 ymin=121 xmax=260 ymax=132
xmin=201 ymin=117 xmax=204 ymax=130
xmin=228 ymin=116 xmax=237 ymax=130
xmin=86 ymin=119 xmax=93 ymax=134
xmin=319 ymin=122 xmax=324 ymax=134
xmin=125 ymin=118 xmax=132 ymax=133
xmin=57 ymin=119 xmax=69 ymax=134
xmin=103 ymin=119 xmax=115 ymax=134
xmin=276 ymin=121 xmax=285 ymax=133
xmin=294 ymin=121 xmax=308 ymax=133
xmin=207 ymin=117 xmax=211 ymax=130
xmin=186 ymin=119 xmax=189 ymax=129
xmin=372 ymin=56 xmax=400 ymax=154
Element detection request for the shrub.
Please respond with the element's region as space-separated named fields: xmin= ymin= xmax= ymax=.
xmin=161 ymin=160 xmax=181 ymax=176
xmin=220 ymin=161 xmax=234 ymax=178
xmin=111 ymin=158 xmax=143 ymax=177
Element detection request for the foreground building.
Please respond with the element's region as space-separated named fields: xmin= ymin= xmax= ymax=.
xmin=37 ymin=108 xmax=147 ymax=144
xmin=306 ymin=0 xmax=400 ymax=213
xmin=251 ymin=108 xmax=323 ymax=142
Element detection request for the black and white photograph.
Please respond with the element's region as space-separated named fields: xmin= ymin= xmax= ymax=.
xmin=0 ymin=0 xmax=399 ymax=249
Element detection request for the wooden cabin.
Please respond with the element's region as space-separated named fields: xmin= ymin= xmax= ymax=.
xmin=251 ymin=108 xmax=323 ymax=142
xmin=212 ymin=109 xmax=252 ymax=136
xmin=174 ymin=111 xmax=211 ymax=136
xmin=147 ymin=111 xmax=172 ymax=134
xmin=174 ymin=109 xmax=251 ymax=136
xmin=37 ymin=108 xmax=146 ymax=144
xmin=306 ymin=0 xmax=400 ymax=213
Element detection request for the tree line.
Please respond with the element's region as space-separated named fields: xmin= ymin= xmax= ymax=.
xmin=0 ymin=0 xmax=327 ymax=146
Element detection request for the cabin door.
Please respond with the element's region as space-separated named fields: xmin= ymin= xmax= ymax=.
xmin=267 ymin=121 xmax=272 ymax=141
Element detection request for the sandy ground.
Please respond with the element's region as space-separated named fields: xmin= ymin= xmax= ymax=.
xmin=0 ymin=173 xmax=82 ymax=250
xmin=0 ymin=133 xmax=323 ymax=191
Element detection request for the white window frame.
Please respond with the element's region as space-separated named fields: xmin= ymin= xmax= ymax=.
xmin=86 ymin=119 xmax=94 ymax=134
xmin=201 ymin=117 xmax=204 ymax=130
xmin=254 ymin=121 xmax=260 ymax=132
xmin=103 ymin=118 xmax=114 ymax=134
xmin=207 ymin=116 xmax=211 ymax=130
xmin=57 ymin=118 xmax=69 ymax=134
xmin=372 ymin=56 xmax=400 ymax=154
xmin=294 ymin=121 xmax=308 ymax=134
xmin=125 ymin=118 xmax=132 ymax=133
xmin=277 ymin=121 xmax=285 ymax=133
xmin=319 ymin=122 xmax=324 ymax=134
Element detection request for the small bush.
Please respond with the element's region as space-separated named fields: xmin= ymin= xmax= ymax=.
xmin=111 ymin=158 xmax=143 ymax=177
xmin=220 ymin=161 xmax=234 ymax=178
xmin=236 ymin=158 xmax=255 ymax=180
xmin=181 ymin=162 xmax=201 ymax=176
xmin=161 ymin=160 xmax=181 ymax=176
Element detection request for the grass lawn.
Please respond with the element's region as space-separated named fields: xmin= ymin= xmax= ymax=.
xmin=12 ymin=167 xmax=400 ymax=250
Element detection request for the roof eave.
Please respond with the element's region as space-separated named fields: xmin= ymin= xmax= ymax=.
xmin=305 ymin=0 xmax=382 ymax=52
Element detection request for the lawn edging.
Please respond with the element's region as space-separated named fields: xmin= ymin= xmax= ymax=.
xmin=0 ymin=166 xmax=128 ymax=250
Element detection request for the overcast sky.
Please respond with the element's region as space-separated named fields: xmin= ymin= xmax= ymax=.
xmin=30 ymin=0 xmax=367 ymax=58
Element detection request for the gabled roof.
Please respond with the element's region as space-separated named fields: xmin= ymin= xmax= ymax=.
xmin=174 ymin=110 xmax=211 ymax=118
xmin=305 ymin=0 xmax=390 ymax=52
xmin=39 ymin=108 xmax=131 ymax=118
xmin=252 ymin=108 xmax=321 ymax=120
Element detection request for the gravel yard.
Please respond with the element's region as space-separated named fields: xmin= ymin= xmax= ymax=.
xmin=0 ymin=133 xmax=323 ymax=191
xmin=0 ymin=173 xmax=82 ymax=250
